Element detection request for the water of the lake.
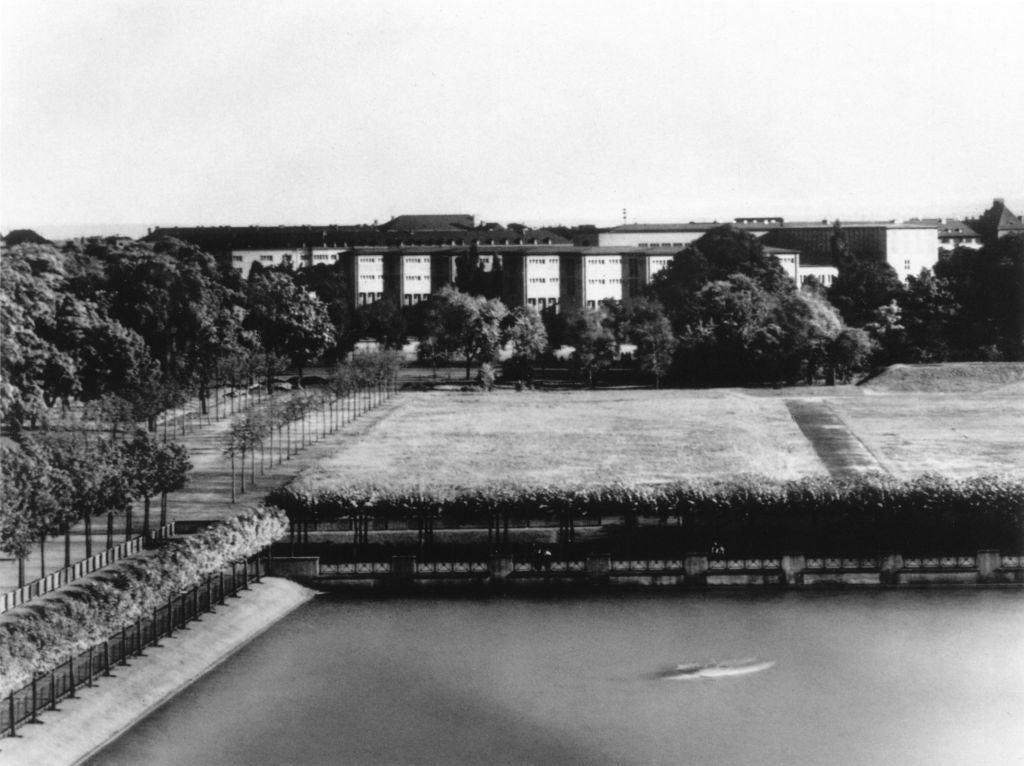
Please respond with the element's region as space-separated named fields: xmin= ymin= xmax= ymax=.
xmin=88 ymin=590 xmax=1024 ymax=765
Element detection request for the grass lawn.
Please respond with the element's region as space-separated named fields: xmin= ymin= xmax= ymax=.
xmin=293 ymin=385 xmax=1024 ymax=493
xmin=829 ymin=392 xmax=1024 ymax=478
xmin=294 ymin=388 xmax=828 ymax=492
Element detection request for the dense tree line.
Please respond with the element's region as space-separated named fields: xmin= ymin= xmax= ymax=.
xmin=336 ymin=224 xmax=1020 ymax=387
xmin=826 ymin=223 xmax=1023 ymax=366
xmin=0 ymin=237 xmax=341 ymax=582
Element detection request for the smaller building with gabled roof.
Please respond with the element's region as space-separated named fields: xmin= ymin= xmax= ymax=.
xmin=969 ymin=198 xmax=1024 ymax=244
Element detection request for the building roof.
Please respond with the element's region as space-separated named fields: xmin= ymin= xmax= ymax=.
xmin=968 ymin=198 xmax=1024 ymax=240
xmin=934 ymin=219 xmax=979 ymax=238
xmin=379 ymin=214 xmax=475 ymax=231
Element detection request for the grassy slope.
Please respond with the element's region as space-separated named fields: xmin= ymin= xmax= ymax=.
xmin=294 ymin=388 xmax=827 ymax=492
xmin=829 ymin=393 xmax=1024 ymax=478
xmin=861 ymin=362 xmax=1024 ymax=393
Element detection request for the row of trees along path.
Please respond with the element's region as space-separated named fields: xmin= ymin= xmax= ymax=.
xmin=0 ymin=372 xmax=403 ymax=594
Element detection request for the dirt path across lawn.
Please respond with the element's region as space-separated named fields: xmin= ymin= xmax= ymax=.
xmin=785 ymin=398 xmax=888 ymax=478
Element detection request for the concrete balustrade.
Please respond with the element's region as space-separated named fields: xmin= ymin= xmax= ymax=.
xmin=267 ymin=548 xmax=1022 ymax=591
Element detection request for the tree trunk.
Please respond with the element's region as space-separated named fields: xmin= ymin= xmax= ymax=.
xmin=142 ymin=495 xmax=151 ymax=539
xmin=39 ymin=535 xmax=46 ymax=579
xmin=17 ymin=557 xmax=25 ymax=588
xmin=85 ymin=514 xmax=92 ymax=557
xmin=65 ymin=528 xmax=71 ymax=568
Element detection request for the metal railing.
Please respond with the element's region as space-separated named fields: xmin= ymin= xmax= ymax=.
xmin=0 ymin=523 xmax=176 ymax=615
xmin=1 ymin=552 xmax=265 ymax=739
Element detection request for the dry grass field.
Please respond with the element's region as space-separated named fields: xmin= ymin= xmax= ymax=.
xmin=829 ymin=393 xmax=1024 ymax=478
xmin=293 ymin=382 xmax=1024 ymax=493
xmin=295 ymin=389 xmax=826 ymax=491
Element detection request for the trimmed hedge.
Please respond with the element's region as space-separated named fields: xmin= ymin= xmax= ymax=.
xmin=267 ymin=474 xmax=1024 ymax=556
xmin=0 ymin=508 xmax=287 ymax=697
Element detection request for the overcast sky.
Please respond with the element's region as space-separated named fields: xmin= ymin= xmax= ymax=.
xmin=2 ymin=0 xmax=1022 ymax=237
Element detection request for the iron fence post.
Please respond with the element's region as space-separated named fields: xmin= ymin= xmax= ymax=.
xmin=30 ymin=674 xmax=40 ymax=722
xmin=8 ymin=693 xmax=16 ymax=737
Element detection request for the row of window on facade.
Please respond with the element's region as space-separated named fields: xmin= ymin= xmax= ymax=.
xmin=357 ymin=292 xmax=433 ymax=306
xmin=636 ymin=243 xmax=685 ymax=248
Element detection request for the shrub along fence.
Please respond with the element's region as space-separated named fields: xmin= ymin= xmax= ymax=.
xmin=0 ymin=524 xmax=176 ymax=615
xmin=267 ymin=475 xmax=1024 ymax=558
xmin=0 ymin=552 xmax=267 ymax=739
xmin=0 ymin=508 xmax=287 ymax=715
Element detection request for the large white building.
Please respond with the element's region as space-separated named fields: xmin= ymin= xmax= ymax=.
xmin=599 ymin=219 xmax=940 ymax=283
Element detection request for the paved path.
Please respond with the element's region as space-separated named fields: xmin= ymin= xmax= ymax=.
xmin=0 ymin=391 xmax=403 ymax=592
xmin=785 ymin=398 xmax=888 ymax=478
xmin=166 ymin=392 xmax=404 ymax=523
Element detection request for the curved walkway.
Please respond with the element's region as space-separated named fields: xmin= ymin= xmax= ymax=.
xmin=785 ymin=399 xmax=888 ymax=478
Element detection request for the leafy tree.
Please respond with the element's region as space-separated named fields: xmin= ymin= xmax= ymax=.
xmin=123 ymin=429 xmax=191 ymax=536
xmin=356 ymin=299 xmax=408 ymax=349
xmin=423 ymin=286 xmax=508 ymax=379
xmin=293 ymin=260 xmax=352 ymax=361
xmin=620 ymin=298 xmax=677 ymax=388
xmin=673 ymin=275 xmax=787 ymax=385
xmin=898 ymin=269 xmax=960 ymax=363
xmin=153 ymin=440 xmax=191 ymax=527
xmin=501 ymin=305 xmax=548 ymax=383
xmin=829 ymin=328 xmax=875 ymax=383
xmin=51 ymin=437 xmax=134 ymax=557
xmin=648 ymin=225 xmax=792 ymax=327
xmin=566 ymin=306 xmax=617 ymax=387
xmin=0 ymin=438 xmax=74 ymax=585
xmin=245 ymin=271 xmax=336 ymax=390
xmin=785 ymin=289 xmax=845 ymax=384
xmin=0 ymin=247 xmax=68 ymax=425
xmin=934 ymin=236 xmax=1024 ymax=361
xmin=827 ymin=257 xmax=904 ymax=327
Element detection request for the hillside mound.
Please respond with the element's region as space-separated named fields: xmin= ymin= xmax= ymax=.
xmin=860 ymin=362 xmax=1024 ymax=393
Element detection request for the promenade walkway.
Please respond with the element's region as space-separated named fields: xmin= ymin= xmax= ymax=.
xmin=0 ymin=388 xmax=404 ymax=593
xmin=784 ymin=398 xmax=888 ymax=478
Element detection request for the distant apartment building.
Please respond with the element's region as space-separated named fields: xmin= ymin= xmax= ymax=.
xmin=760 ymin=221 xmax=939 ymax=281
xmin=145 ymin=200 xmax=1024 ymax=314
xmin=348 ymin=251 xmax=385 ymax=305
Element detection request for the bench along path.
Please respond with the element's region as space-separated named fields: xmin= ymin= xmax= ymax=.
xmin=785 ymin=399 xmax=888 ymax=478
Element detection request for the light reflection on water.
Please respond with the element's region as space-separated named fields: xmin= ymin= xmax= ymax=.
xmin=88 ymin=590 xmax=1024 ymax=766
